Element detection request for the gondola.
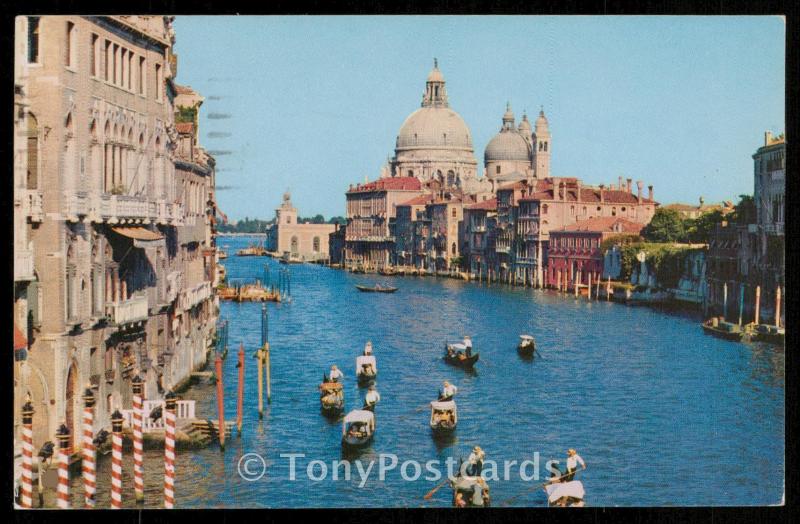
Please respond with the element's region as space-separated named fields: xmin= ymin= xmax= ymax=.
xmin=319 ymin=380 xmax=344 ymax=416
xmin=701 ymin=318 xmax=744 ymax=341
xmin=341 ymin=409 xmax=375 ymax=449
xmin=444 ymin=343 xmax=479 ymax=368
xmin=355 ymin=284 xmax=398 ymax=293
xmin=748 ymin=324 xmax=785 ymax=345
xmin=430 ymin=400 xmax=457 ymax=436
xmin=356 ymin=355 xmax=377 ymax=386
xmin=517 ymin=335 xmax=536 ymax=356
xmin=452 ymin=474 xmax=490 ymax=507
xmin=544 ymin=480 xmax=585 ymax=507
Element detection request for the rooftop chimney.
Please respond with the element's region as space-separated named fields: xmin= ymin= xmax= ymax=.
xmin=626 ymin=178 xmax=633 ymax=193
xmin=599 ymin=184 xmax=605 ymax=203
xmin=648 ymin=185 xmax=653 ymax=201
xmin=618 ymin=176 xmax=623 ymax=191
xmin=765 ymin=131 xmax=772 ymax=146
xmin=636 ymin=181 xmax=643 ymax=203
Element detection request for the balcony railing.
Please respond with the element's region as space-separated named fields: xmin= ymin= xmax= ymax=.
xmin=108 ymin=293 xmax=149 ymax=325
xmin=180 ymin=282 xmax=212 ymax=311
xmin=15 ymin=249 xmax=35 ymax=281
xmin=64 ymin=190 xmax=90 ymax=220
xmin=495 ymin=245 xmax=511 ymax=254
xmin=18 ymin=189 xmax=44 ymax=222
xmin=764 ymin=223 xmax=784 ymax=235
xmin=58 ymin=192 xmax=186 ymax=226
xmin=121 ymin=399 xmax=196 ymax=433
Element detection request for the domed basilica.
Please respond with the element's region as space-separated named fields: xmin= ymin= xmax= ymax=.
xmin=387 ymin=59 xmax=551 ymax=194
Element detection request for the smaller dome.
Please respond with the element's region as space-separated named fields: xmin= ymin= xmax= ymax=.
xmin=484 ymin=130 xmax=530 ymax=163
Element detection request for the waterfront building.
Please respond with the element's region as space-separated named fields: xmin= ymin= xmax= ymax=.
xmin=328 ymin=223 xmax=346 ymax=266
xmin=13 ymin=15 xmax=218 ymax=463
xmin=706 ymin=131 xmax=785 ymax=322
xmin=548 ymin=217 xmax=644 ymax=290
xmin=663 ymin=198 xmax=734 ymax=219
xmin=392 ymin=194 xmax=433 ymax=267
xmin=463 ymin=198 xmax=498 ymax=278
xmin=265 ymin=191 xmax=335 ymax=261
xmin=343 ymin=177 xmax=424 ymax=270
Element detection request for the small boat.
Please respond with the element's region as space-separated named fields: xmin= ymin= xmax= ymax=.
xmin=355 ymin=284 xmax=398 ymax=293
xmin=748 ymin=323 xmax=785 ymax=345
xmin=279 ymin=252 xmax=303 ymax=264
xmin=378 ymin=266 xmax=397 ymax=276
xmin=430 ymin=400 xmax=457 ymax=435
xmin=319 ymin=381 xmax=344 ymax=416
xmin=451 ymin=474 xmax=490 ymax=507
xmin=341 ymin=409 xmax=375 ymax=449
xmin=236 ymin=243 xmax=268 ymax=257
xmin=701 ymin=317 xmax=744 ymax=341
xmin=444 ymin=343 xmax=479 ymax=368
xmin=517 ymin=335 xmax=536 ymax=356
xmin=350 ymin=265 xmax=366 ymax=274
xmin=218 ymin=250 xmax=228 ymax=259
xmin=356 ymin=355 xmax=377 ymax=386
xmin=544 ymin=480 xmax=585 ymax=507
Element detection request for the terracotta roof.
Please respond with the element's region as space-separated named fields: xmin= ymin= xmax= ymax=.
xmin=465 ymin=197 xmax=497 ymax=211
xmin=175 ymin=84 xmax=197 ymax=95
xmin=398 ymin=195 xmax=433 ymax=206
xmin=175 ymin=122 xmax=194 ymax=134
xmin=557 ymin=217 xmax=645 ymax=234
xmin=347 ymin=176 xmax=422 ymax=193
xmin=14 ymin=324 xmax=27 ymax=351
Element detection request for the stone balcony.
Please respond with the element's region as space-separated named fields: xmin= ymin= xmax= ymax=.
xmin=180 ymin=281 xmax=212 ymax=311
xmin=17 ymin=189 xmax=44 ymax=223
xmin=764 ymin=222 xmax=784 ymax=236
xmin=107 ymin=293 xmax=149 ymax=326
xmin=495 ymin=245 xmax=511 ymax=254
xmin=14 ymin=249 xmax=35 ymax=281
xmin=62 ymin=191 xmax=185 ymax=226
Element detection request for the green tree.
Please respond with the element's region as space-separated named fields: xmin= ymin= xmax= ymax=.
xmin=685 ymin=209 xmax=725 ymax=243
xmin=641 ymin=208 xmax=687 ymax=243
xmin=328 ymin=216 xmax=347 ymax=225
xmin=731 ymin=194 xmax=756 ymax=225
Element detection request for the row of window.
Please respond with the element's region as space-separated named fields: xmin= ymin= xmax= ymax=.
xmin=553 ymin=236 xmax=600 ymax=249
xmin=26 ymin=17 xmax=164 ymax=102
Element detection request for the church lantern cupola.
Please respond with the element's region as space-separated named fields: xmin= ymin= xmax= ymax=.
xmin=422 ymin=58 xmax=449 ymax=108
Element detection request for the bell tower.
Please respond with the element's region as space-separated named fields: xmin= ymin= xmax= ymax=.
xmin=276 ymin=190 xmax=297 ymax=225
xmin=532 ymin=107 xmax=551 ymax=179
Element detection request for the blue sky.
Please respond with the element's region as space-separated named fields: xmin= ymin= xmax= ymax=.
xmin=172 ymin=16 xmax=784 ymax=221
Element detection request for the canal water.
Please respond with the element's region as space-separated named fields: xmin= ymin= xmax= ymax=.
xmin=69 ymin=235 xmax=784 ymax=508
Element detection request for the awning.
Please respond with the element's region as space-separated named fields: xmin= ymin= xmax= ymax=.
xmin=112 ymin=227 xmax=165 ymax=248
xmin=14 ymin=324 xmax=27 ymax=351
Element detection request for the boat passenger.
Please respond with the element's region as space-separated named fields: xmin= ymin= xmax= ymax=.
xmin=463 ymin=336 xmax=473 ymax=357
xmin=440 ymin=381 xmax=458 ymax=401
xmin=363 ymin=341 xmax=373 ymax=356
xmin=470 ymin=484 xmax=484 ymax=507
xmin=364 ymin=385 xmax=381 ymax=410
xmin=329 ymin=365 xmax=343 ymax=383
xmin=466 ymin=446 xmax=485 ymax=476
xmin=454 ymin=492 xmax=467 ymax=507
xmin=564 ymin=448 xmax=586 ymax=481
xmin=447 ymin=345 xmax=456 ymax=358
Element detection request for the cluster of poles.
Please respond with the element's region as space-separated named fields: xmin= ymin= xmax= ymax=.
xmin=714 ymin=283 xmax=782 ymax=328
xmin=18 ymin=305 xmax=274 ymax=509
xmin=263 ymin=264 xmax=291 ymax=299
xmin=18 ymin=375 xmax=178 ymax=509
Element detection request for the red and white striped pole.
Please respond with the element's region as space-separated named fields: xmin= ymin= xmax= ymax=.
xmin=55 ymin=423 xmax=71 ymax=509
xmin=19 ymin=395 xmax=35 ymax=508
xmin=110 ymin=409 xmax=124 ymax=509
xmin=131 ymin=374 xmax=145 ymax=503
xmin=81 ymin=387 xmax=96 ymax=507
xmin=164 ymin=391 xmax=177 ymax=509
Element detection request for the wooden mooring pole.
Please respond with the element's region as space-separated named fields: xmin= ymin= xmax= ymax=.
xmin=237 ymin=343 xmax=245 ymax=436
xmin=754 ymin=285 xmax=761 ymax=325
xmin=215 ymin=355 xmax=226 ymax=450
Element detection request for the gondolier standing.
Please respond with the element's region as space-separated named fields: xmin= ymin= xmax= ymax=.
xmin=329 ymin=365 xmax=343 ymax=383
xmin=463 ymin=336 xmax=473 ymax=357
xmin=440 ymin=381 xmax=458 ymax=401
xmin=466 ymin=446 xmax=485 ymax=476
xmin=564 ymin=449 xmax=586 ymax=481
xmin=364 ymin=385 xmax=381 ymax=411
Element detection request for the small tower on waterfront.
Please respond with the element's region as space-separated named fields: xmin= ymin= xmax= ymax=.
xmin=276 ymin=190 xmax=297 ymax=225
xmin=533 ymin=107 xmax=551 ymax=179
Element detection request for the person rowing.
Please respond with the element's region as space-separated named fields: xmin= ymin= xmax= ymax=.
xmin=363 ymin=385 xmax=381 ymax=411
xmin=463 ymin=335 xmax=473 ymax=357
xmin=465 ymin=445 xmax=485 ymax=476
xmin=564 ymin=448 xmax=586 ymax=481
xmin=329 ymin=365 xmax=343 ymax=382
xmin=439 ymin=380 xmax=458 ymax=401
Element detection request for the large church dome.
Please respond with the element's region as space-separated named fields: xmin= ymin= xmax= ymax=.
xmin=396 ymin=107 xmax=474 ymax=152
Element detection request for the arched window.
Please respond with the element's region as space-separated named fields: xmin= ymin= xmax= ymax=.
xmin=66 ymin=21 xmax=77 ymax=67
xmin=496 ymin=165 xmax=501 ymax=174
xmin=544 ymin=142 xmax=548 ymax=152
xmin=542 ymin=204 xmax=548 ymax=215
xmin=408 ymin=170 xmax=414 ymax=177
xmin=570 ymin=205 xmax=575 ymax=216
xmin=452 ymin=208 xmax=457 ymax=218
xmin=611 ymin=207 xmax=617 ymax=216
xmin=447 ymin=170 xmax=455 ymax=186
xmin=451 ymin=242 xmax=457 ymax=255
xmin=290 ymin=236 xmax=299 ymax=255
xmin=313 ymin=237 xmax=320 ymax=252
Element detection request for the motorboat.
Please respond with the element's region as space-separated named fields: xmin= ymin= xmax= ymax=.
xmin=701 ymin=317 xmax=744 ymax=341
